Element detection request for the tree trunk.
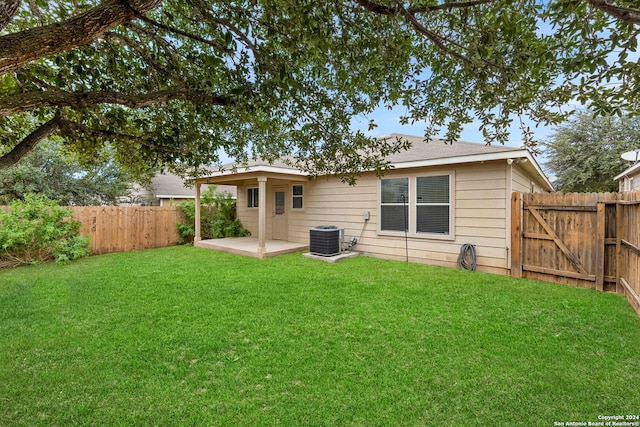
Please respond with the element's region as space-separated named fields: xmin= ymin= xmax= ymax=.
xmin=586 ymin=0 xmax=640 ymax=25
xmin=0 ymin=0 xmax=21 ymax=31
xmin=0 ymin=113 xmax=61 ymax=169
xmin=0 ymin=0 xmax=163 ymax=75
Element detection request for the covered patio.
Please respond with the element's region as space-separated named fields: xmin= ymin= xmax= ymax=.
xmin=194 ymin=237 xmax=308 ymax=259
xmin=193 ymin=159 xmax=309 ymax=258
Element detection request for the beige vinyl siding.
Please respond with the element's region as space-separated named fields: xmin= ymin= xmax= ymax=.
xmin=236 ymin=184 xmax=259 ymax=236
xmin=619 ymin=172 xmax=640 ymax=192
xmin=512 ymin=163 xmax=548 ymax=193
xmin=283 ymin=161 xmax=511 ymax=274
xmin=512 ymin=164 xmax=532 ymax=193
xmin=237 ymin=180 xmax=300 ymax=239
xmin=414 ymin=162 xmax=505 ymax=273
xmin=452 ymin=162 xmax=508 ymax=273
xmin=288 ymin=176 xmax=378 ymax=245
xmin=229 ymin=158 xmax=548 ymax=275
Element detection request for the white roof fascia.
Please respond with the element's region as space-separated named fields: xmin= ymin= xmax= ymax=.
xmin=389 ymin=149 xmax=525 ymax=169
xmin=206 ymin=165 xmax=308 ymax=178
xmin=614 ymin=162 xmax=640 ymax=181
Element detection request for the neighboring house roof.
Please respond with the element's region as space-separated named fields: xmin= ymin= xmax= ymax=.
xmin=151 ymin=173 xmax=237 ymax=199
xmin=614 ymin=162 xmax=640 ymax=181
xmin=200 ymin=133 xmax=552 ymax=190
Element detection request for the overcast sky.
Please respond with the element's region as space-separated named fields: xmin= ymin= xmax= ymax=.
xmin=350 ymin=104 xmax=554 ymax=149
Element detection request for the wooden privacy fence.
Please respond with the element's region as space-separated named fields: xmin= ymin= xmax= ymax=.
xmin=511 ymin=191 xmax=640 ymax=315
xmin=69 ymin=206 xmax=185 ymax=255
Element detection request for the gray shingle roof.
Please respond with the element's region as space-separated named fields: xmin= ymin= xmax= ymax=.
xmin=202 ymin=133 xmax=550 ymax=190
xmin=219 ymin=133 xmax=523 ymax=170
xmin=381 ymin=133 xmax=522 ymax=164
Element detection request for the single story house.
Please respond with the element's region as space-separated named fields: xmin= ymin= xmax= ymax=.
xmin=194 ymin=133 xmax=553 ymax=275
xmin=128 ymin=172 xmax=237 ymax=206
xmin=614 ymin=162 xmax=640 ymax=192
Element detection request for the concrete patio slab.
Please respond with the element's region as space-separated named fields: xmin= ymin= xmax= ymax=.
xmin=195 ymin=237 xmax=308 ymax=258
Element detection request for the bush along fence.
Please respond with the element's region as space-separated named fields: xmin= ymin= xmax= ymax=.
xmin=0 ymin=195 xmax=90 ymax=267
xmin=2 ymin=197 xmax=246 ymax=257
xmin=511 ymin=190 xmax=640 ymax=316
xmin=177 ymin=187 xmax=249 ymax=243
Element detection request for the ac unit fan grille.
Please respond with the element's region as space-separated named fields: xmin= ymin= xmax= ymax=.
xmin=309 ymin=226 xmax=341 ymax=256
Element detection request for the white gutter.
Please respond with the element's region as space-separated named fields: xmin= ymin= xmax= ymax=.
xmin=614 ymin=162 xmax=640 ymax=181
xmin=203 ymin=165 xmax=308 ymax=178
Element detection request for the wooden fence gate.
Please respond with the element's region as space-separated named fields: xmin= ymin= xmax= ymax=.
xmin=511 ymin=191 xmax=640 ymax=315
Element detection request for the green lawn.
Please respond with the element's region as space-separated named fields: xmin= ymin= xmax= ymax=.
xmin=1 ymin=246 xmax=639 ymax=426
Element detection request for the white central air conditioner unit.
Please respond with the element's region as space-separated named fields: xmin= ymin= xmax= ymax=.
xmin=309 ymin=226 xmax=343 ymax=256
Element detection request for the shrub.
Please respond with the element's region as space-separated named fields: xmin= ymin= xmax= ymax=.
xmin=0 ymin=194 xmax=90 ymax=267
xmin=177 ymin=187 xmax=250 ymax=243
xmin=176 ymin=200 xmax=196 ymax=244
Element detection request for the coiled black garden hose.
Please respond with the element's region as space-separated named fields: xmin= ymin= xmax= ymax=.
xmin=457 ymin=243 xmax=477 ymax=271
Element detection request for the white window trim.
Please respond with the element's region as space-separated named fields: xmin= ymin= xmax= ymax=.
xmin=379 ymin=176 xmax=409 ymax=233
xmin=291 ymin=184 xmax=304 ymax=210
xmin=247 ymin=187 xmax=259 ymax=209
xmin=377 ymin=171 xmax=455 ymax=241
xmin=415 ymin=174 xmax=451 ymax=236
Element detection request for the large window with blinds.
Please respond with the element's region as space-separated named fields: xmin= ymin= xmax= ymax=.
xmin=380 ymin=178 xmax=409 ymax=232
xmin=380 ymin=174 xmax=452 ymax=236
xmin=416 ymin=175 xmax=450 ymax=234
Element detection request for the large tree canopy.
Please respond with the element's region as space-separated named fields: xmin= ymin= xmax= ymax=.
xmin=0 ymin=0 xmax=639 ymax=181
xmin=0 ymin=140 xmax=136 ymax=205
xmin=543 ymin=111 xmax=640 ymax=193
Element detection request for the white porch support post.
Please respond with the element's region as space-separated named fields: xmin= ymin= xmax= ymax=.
xmin=194 ymin=181 xmax=202 ymax=242
xmin=258 ymin=176 xmax=267 ymax=256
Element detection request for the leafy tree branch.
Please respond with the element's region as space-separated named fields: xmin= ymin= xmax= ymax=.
xmin=0 ymin=0 xmax=639 ymax=182
xmin=135 ymin=14 xmax=233 ymax=55
xmin=0 ymin=88 xmax=231 ymax=116
xmin=56 ymin=118 xmax=179 ymax=153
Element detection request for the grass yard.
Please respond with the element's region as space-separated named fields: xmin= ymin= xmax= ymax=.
xmin=1 ymin=246 xmax=639 ymax=426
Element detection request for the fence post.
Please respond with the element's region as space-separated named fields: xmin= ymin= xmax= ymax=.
xmin=615 ymin=202 xmax=623 ymax=294
xmin=595 ymin=202 xmax=605 ymax=291
xmin=194 ymin=182 xmax=202 ymax=242
xmin=511 ymin=192 xmax=522 ymax=278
